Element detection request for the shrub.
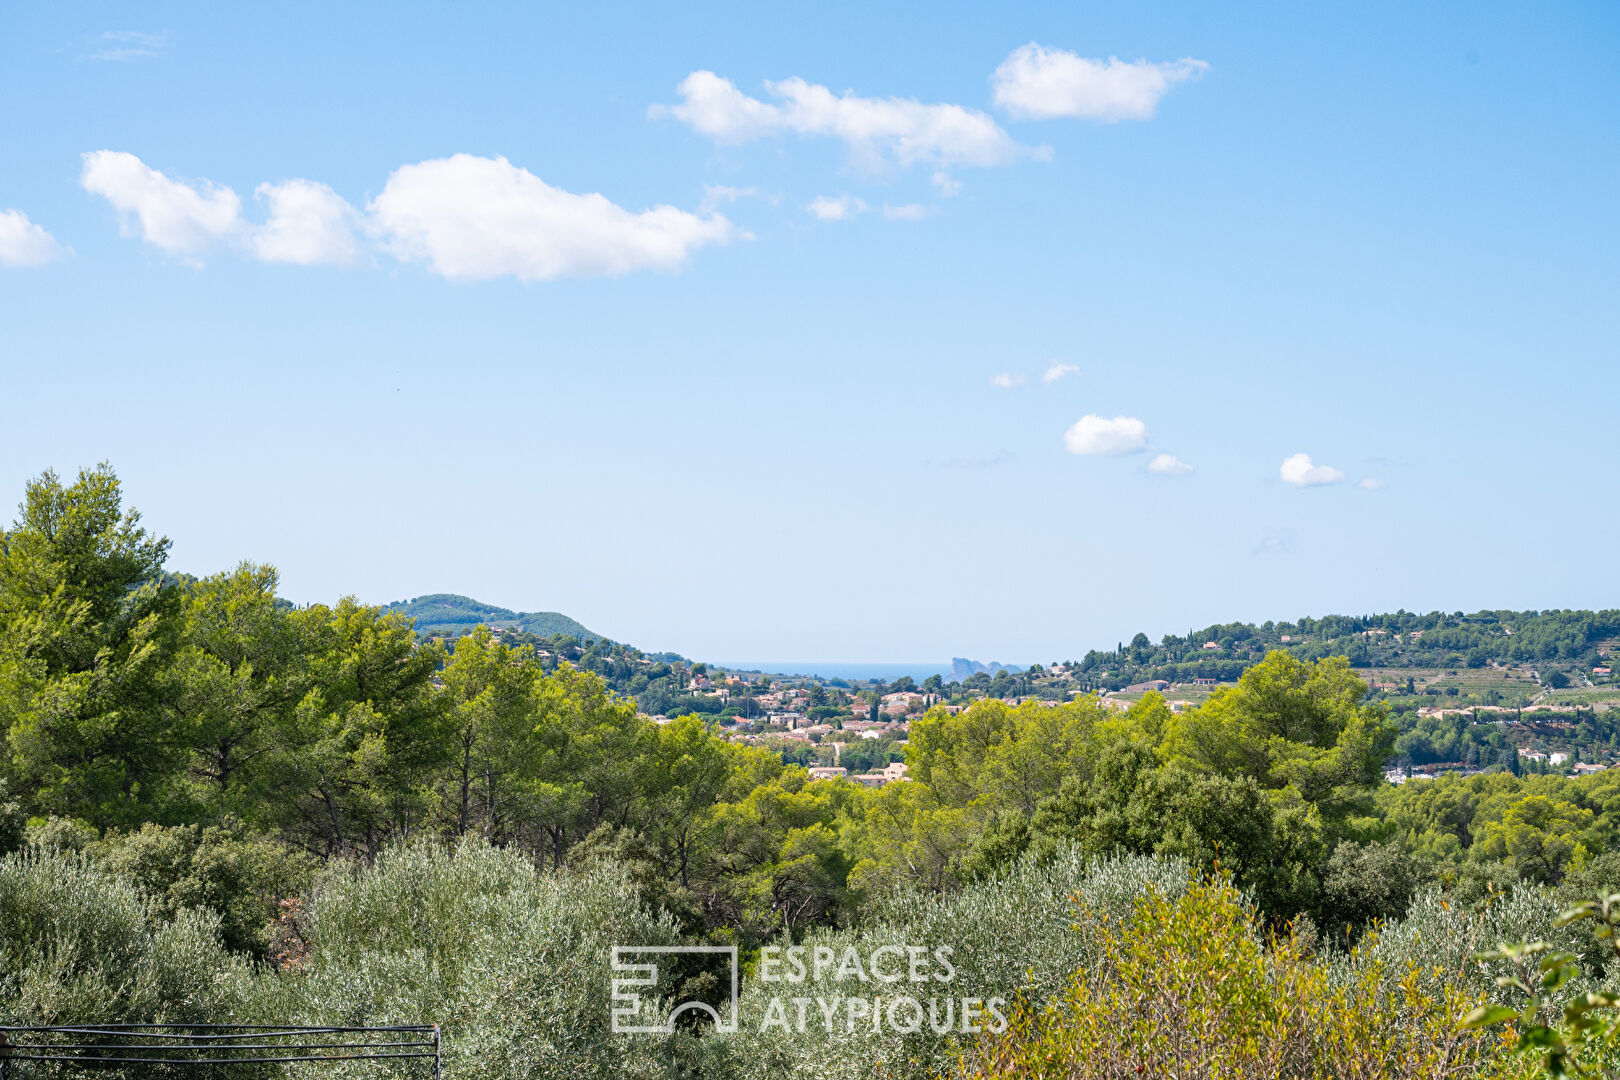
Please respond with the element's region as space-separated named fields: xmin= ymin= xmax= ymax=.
xmin=701 ymin=849 xmax=1196 ymax=1080
xmin=242 ymin=837 xmax=699 ymax=1080
xmin=1316 ymin=839 xmax=1419 ymax=937
xmin=0 ymin=781 xmax=23 ymax=854
xmin=0 ymin=847 xmax=249 ymax=1027
xmin=1352 ymin=883 xmax=1612 ymax=1007
xmin=22 ymin=814 xmax=98 ymax=853
xmin=91 ymin=820 xmax=319 ymax=958
xmin=955 ymin=877 xmax=1497 ymax=1079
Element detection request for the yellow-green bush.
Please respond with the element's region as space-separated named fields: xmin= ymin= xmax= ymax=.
xmin=956 ymin=878 xmax=1500 ymax=1079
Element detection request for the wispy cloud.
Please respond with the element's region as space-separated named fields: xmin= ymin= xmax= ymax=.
xmin=700 ymin=184 xmax=779 ymax=214
xmin=1042 ymin=361 xmax=1080 ymax=383
xmin=1358 ymin=477 xmax=1386 ymax=491
xmin=1147 ymin=453 xmax=1192 ymax=476
xmin=991 ymin=44 xmax=1207 ymax=121
xmin=882 ymin=203 xmax=928 ymax=221
xmin=1253 ymin=529 xmax=1296 ymax=556
xmin=651 ymin=70 xmax=1038 ymax=179
xmin=806 ymin=194 xmax=867 ymax=222
xmin=1279 ymin=452 xmax=1346 ymax=487
xmin=989 ymin=372 xmax=1026 ymax=389
xmin=91 ymin=30 xmax=169 ymax=62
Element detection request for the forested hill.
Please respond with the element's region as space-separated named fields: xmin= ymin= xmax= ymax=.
xmin=1076 ymin=608 xmax=1620 ymax=688
xmin=377 ymin=597 xmax=1620 ymax=696
xmin=381 ymin=593 xmax=600 ymax=641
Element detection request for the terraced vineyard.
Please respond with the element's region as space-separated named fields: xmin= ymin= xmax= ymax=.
xmin=1362 ymin=666 xmax=1537 ymax=693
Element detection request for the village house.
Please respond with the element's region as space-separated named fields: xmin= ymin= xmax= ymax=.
xmin=880 ymin=691 xmax=928 ymax=717
xmin=850 ymin=761 xmax=910 ymax=788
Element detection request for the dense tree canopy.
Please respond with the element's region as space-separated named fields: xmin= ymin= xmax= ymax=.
xmin=4 ymin=464 xmax=1620 ymax=964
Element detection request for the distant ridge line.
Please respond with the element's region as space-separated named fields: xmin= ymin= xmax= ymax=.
xmin=382 ymin=593 xmax=601 ymax=641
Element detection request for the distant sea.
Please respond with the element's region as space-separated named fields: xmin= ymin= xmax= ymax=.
xmin=715 ymin=661 xmax=951 ymax=683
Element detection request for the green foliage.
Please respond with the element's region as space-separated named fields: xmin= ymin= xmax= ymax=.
xmin=1460 ymin=890 xmax=1620 ymax=1078
xmin=22 ymin=814 xmax=97 ymax=852
xmin=0 ymin=463 xmax=178 ymax=825
xmin=1317 ymin=839 xmax=1421 ymax=937
xmin=382 ymin=592 xmax=599 ymax=641
xmin=0 ymin=847 xmax=250 ymax=1027
xmin=904 ymin=654 xmax=1394 ymax=922
xmin=0 ymin=779 xmax=21 ymax=854
xmin=706 ymin=850 xmax=1198 ymax=1080
xmin=90 ymin=820 xmax=318 ymax=958
xmin=1074 ymin=608 xmax=1620 ymax=692
xmin=248 ymin=838 xmax=696 ymax=1079
xmin=14 ymin=465 xmax=1620 ymax=1077
xmin=703 ymin=766 xmax=861 ymax=940
xmin=958 ymin=875 xmax=1495 ymax=1079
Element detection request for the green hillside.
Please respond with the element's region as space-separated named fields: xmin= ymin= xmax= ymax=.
xmin=382 ymin=593 xmax=601 ymax=641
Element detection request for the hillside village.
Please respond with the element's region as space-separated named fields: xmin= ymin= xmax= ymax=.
xmin=429 ymin=605 xmax=1620 ymax=790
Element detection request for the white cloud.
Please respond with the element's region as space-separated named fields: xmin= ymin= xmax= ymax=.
xmin=1042 ymin=361 xmax=1080 ymax=383
xmin=81 ymin=151 xmax=734 ymax=281
xmin=931 ymin=171 xmax=963 ymax=197
xmin=1358 ymin=477 xmax=1386 ymax=491
xmin=989 ymin=372 xmax=1026 ymax=389
xmin=882 ymin=203 xmax=928 ymax=221
xmin=651 ymin=70 xmax=1031 ymax=171
xmin=1147 ymin=453 xmax=1192 ymax=475
xmin=91 ymin=30 xmax=168 ymax=62
xmin=81 ymin=150 xmax=242 ymax=256
xmin=368 ymin=154 xmax=736 ymax=282
xmin=81 ymin=152 xmax=358 ymax=266
xmin=1063 ymin=414 xmax=1148 ymax=455
xmin=251 ymin=180 xmax=360 ymax=265
xmin=0 ymin=210 xmax=68 ymax=267
xmin=1279 ymin=453 xmax=1346 ymax=487
xmin=806 ymin=194 xmax=867 ymax=222
xmin=991 ymin=44 xmax=1208 ymax=122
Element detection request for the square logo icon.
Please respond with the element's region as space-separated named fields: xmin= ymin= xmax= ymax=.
xmin=610 ymin=945 xmax=740 ymax=1034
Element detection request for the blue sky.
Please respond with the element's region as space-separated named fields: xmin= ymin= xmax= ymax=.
xmin=2 ymin=2 xmax=1616 ymax=663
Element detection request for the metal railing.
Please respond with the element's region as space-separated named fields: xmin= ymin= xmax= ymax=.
xmin=0 ymin=1024 xmax=440 ymax=1077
